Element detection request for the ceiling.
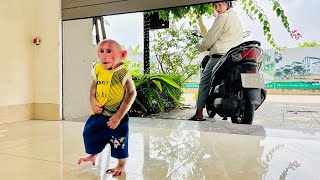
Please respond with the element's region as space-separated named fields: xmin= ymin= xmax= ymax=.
xmin=62 ymin=0 xmax=215 ymax=20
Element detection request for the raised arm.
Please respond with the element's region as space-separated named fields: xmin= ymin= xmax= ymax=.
xmin=196 ymin=13 xmax=229 ymax=52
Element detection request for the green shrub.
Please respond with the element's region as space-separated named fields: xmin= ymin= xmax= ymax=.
xmin=124 ymin=47 xmax=183 ymax=116
xmin=129 ymin=74 xmax=183 ymax=116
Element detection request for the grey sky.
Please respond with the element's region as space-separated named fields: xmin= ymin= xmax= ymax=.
xmin=104 ymin=0 xmax=319 ymax=50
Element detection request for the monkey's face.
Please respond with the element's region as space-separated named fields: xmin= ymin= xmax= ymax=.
xmin=97 ymin=42 xmax=127 ymax=70
xmin=97 ymin=43 xmax=120 ymax=70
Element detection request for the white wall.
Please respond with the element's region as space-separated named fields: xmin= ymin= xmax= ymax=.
xmin=0 ymin=0 xmax=34 ymax=106
xmin=63 ymin=19 xmax=96 ymax=119
xmin=0 ymin=0 xmax=61 ymax=121
xmin=32 ymin=0 xmax=61 ymax=105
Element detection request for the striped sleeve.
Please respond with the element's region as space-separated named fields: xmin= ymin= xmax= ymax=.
xmin=118 ymin=68 xmax=131 ymax=86
xmin=122 ymin=71 xmax=132 ymax=86
xmin=91 ymin=66 xmax=97 ymax=81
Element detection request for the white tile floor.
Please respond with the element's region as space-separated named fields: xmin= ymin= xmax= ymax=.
xmin=0 ymin=120 xmax=319 ymax=180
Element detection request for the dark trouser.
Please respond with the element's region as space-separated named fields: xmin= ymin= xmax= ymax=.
xmin=83 ymin=114 xmax=129 ymax=159
xmin=196 ymin=57 xmax=220 ymax=109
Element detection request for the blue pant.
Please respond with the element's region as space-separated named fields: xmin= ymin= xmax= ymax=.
xmin=83 ymin=114 xmax=129 ymax=159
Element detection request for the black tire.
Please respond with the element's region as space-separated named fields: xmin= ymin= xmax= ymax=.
xmin=207 ymin=108 xmax=216 ymax=118
xmin=231 ymin=95 xmax=254 ymax=124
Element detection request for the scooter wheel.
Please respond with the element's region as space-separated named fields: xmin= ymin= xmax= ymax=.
xmin=231 ymin=100 xmax=254 ymax=124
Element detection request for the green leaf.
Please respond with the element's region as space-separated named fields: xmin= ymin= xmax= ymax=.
xmin=145 ymin=81 xmax=150 ymax=89
xmin=152 ymin=80 xmax=162 ymax=92
xmin=143 ymin=89 xmax=153 ymax=106
xmin=259 ymin=18 xmax=263 ymax=23
xmin=147 ymin=89 xmax=164 ymax=112
xmin=149 ymin=1 xmax=293 ymax=52
xmin=134 ymin=79 xmax=143 ymax=88
xmin=276 ymin=8 xmax=281 ymax=17
xmin=132 ymin=44 xmax=140 ymax=56
xmin=134 ymin=99 xmax=147 ymax=112
xmin=273 ymin=6 xmax=277 ymax=11
xmin=264 ymin=30 xmax=267 ymax=36
xmin=267 ymin=34 xmax=272 ymax=41
xmin=284 ymin=22 xmax=289 ymax=28
xmin=152 ymin=74 xmax=180 ymax=88
xmin=162 ymin=82 xmax=179 ymax=103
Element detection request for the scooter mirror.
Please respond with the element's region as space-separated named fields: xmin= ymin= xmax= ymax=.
xmin=190 ymin=30 xmax=199 ymax=36
xmin=190 ymin=30 xmax=203 ymax=38
xmin=243 ymin=31 xmax=251 ymax=38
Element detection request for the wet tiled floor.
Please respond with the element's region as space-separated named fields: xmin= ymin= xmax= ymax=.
xmin=0 ymin=119 xmax=319 ymax=180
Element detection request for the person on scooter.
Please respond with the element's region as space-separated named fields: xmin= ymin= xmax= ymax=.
xmin=189 ymin=0 xmax=243 ymax=121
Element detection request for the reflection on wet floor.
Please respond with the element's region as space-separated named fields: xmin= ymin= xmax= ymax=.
xmin=0 ymin=120 xmax=319 ymax=179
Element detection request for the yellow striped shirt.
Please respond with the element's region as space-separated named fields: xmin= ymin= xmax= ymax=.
xmin=91 ymin=63 xmax=131 ymax=116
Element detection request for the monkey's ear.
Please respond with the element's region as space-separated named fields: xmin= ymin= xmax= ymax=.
xmin=121 ymin=50 xmax=127 ymax=59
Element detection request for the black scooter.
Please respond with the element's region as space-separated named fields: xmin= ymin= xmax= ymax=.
xmin=193 ymin=31 xmax=267 ymax=124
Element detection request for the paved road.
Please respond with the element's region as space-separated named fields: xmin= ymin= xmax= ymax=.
xmin=151 ymin=94 xmax=320 ymax=129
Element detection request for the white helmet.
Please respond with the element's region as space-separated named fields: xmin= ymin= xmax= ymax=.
xmin=212 ymin=0 xmax=234 ymax=8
